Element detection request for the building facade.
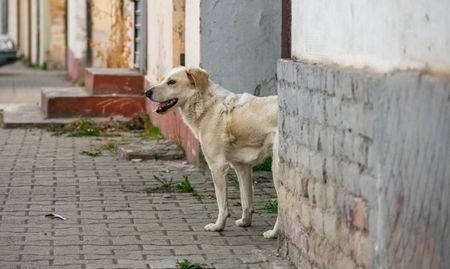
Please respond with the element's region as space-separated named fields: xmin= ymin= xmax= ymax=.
xmin=277 ymin=1 xmax=450 ymax=268
xmin=1 ymin=0 xmax=66 ymax=69
xmin=0 ymin=1 xmax=448 ymax=268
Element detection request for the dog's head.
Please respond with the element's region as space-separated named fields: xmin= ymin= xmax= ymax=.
xmin=144 ymin=67 xmax=209 ymax=114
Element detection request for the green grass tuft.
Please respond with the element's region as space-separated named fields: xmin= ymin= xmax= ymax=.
xmin=151 ymin=175 xmax=174 ymax=192
xmin=69 ymin=118 xmax=100 ymax=137
xmin=263 ymin=199 xmax=278 ymax=213
xmin=176 ymin=176 xmax=202 ymax=201
xmin=99 ymin=139 xmax=120 ymax=152
xmin=143 ymin=117 xmax=163 ymax=140
xmin=176 ymin=176 xmax=195 ymax=193
xmin=80 ymin=149 xmax=102 ymax=157
xmin=176 ymin=259 xmax=208 ymax=269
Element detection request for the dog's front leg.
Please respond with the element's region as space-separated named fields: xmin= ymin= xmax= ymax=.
xmin=231 ymin=163 xmax=254 ymax=227
xmin=204 ymin=165 xmax=230 ymax=232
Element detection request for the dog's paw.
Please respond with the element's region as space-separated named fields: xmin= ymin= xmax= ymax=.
xmin=235 ymin=218 xmax=251 ymax=227
xmin=263 ymin=229 xmax=278 ymax=239
xmin=204 ymin=223 xmax=224 ymax=232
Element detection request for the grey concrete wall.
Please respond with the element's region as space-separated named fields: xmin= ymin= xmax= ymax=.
xmin=0 ymin=0 xmax=8 ymax=34
xmin=277 ymin=59 xmax=450 ymax=269
xmin=199 ymin=0 xmax=281 ymax=96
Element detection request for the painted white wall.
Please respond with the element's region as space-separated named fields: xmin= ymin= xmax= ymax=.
xmin=67 ymin=0 xmax=86 ymax=59
xmin=7 ymin=0 xmax=18 ymax=44
xmin=185 ymin=0 xmax=200 ymax=67
xmin=198 ymin=0 xmax=281 ymax=95
xmin=31 ymin=0 xmax=38 ymax=64
xmin=18 ymin=0 xmax=29 ymax=58
xmin=146 ymin=0 xmax=173 ymax=83
xmin=292 ymin=0 xmax=450 ymax=73
xmin=39 ymin=0 xmax=50 ymax=66
xmin=0 ymin=0 xmax=6 ymax=34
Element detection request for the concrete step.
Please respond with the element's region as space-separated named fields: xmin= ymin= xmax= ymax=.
xmin=85 ymin=68 xmax=145 ymax=95
xmin=0 ymin=104 xmax=131 ymax=128
xmin=117 ymin=140 xmax=185 ymax=161
xmin=41 ymin=87 xmax=146 ymax=118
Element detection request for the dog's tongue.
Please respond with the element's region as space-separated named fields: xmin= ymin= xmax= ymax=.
xmin=153 ymin=99 xmax=177 ymax=114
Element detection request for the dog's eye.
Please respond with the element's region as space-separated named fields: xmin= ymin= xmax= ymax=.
xmin=167 ymin=80 xmax=176 ymax=85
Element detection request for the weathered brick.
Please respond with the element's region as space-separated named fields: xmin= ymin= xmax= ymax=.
xmin=278 ymin=59 xmax=450 ymax=269
xmin=311 ymin=208 xmax=324 ymax=236
xmin=335 ymin=253 xmax=356 ymax=269
xmin=314 ymin=182 xmax=326 ymax=209
xmin=350 ymin=198 xmax=367 ymax=232
xmin=299 ymin=198 xmax=311 ymax=229
xmin=325 ymin=183 xmax=337 ymax=210
xmin=323 ymin=213 xmax=339 ymax=244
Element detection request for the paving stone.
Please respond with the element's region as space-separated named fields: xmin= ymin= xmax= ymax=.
xmin=118 ymin=140 xmax=185 ymax=161
xmin=0 ymin=128 xmax=293 ymax=269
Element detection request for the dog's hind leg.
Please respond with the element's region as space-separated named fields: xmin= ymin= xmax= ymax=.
xmin=231 ymin=163 xmax=254 ymax=227
xmin=263 ymin=131 xmax=281 ymax=239
xmin=204 ymin=163 xmax=230 ymax=232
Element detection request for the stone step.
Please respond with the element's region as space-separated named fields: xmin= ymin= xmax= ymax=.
xmin=85 ymin=68 xmax=145 ymax=95
xmin=0 ymin=104 xmax=131 ymax=128
xmin=41 ymin=87 xmax=146 ymax=118
xmin=117 ymin=140 xmax=185 ymax=161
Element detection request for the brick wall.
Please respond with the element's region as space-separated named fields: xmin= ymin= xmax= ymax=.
xmin=277 ymin=59 xmax=450 ymax=269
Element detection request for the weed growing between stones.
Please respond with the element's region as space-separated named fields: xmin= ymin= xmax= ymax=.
xmin=176 ymin=259 xmax=209 ymax=269
xmin=226 ymin=173 xmax=239 ymax=186
xmin=144 ymin=175 xmax=202 ymax=201
xmin=143 ymin=116 xmax=163 ymax=140
xmin=80 ymin=139 xmax=125 ymax=157
xmin=262 ymin=199 xmax=278 ymax=213
xmin=176 ymin=176 xmax=195 ymax=192
xmin=99 ymin=139 xmax=121 ymax=152
xmin=80 ymin=149 xmax=102 ymax=157
xmin=69 ymin=118 xmax=100 ymax=137
xmin=145 ymin=175 xmax=175 ymax=193
xmin=176 ymin=176 xmax=202 ymax=201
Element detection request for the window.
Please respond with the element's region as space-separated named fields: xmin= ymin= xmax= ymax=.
xmin=133 ymin=0 xmax=147 ymax=72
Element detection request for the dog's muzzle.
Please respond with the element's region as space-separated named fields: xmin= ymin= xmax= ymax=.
xmin=144 ymin=88 xmax=154 ymax=100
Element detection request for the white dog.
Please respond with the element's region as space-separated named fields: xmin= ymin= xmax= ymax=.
xmin=145 ymin=67 xmax=280 ymax=238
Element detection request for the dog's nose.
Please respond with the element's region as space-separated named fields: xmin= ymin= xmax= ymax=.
xmin=144 ymin=88 xmax=153 ymax=99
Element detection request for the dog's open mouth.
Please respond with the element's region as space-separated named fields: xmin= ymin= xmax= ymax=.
xmin=153 ymin=98 xmax=178 ymax=114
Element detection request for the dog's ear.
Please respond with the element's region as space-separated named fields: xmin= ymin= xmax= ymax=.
xmin=186 ymin=68 xmax=209 ymax=91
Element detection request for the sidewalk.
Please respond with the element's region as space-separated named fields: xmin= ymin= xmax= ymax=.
xmin=0 ymin=128 xmax=293 ymax=269
xmin=0 ymin=61 xmax=70 ymax=108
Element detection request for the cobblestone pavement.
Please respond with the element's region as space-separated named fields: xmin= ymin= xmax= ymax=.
xmin=0 ymin=128 xmax=293 ymax=269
